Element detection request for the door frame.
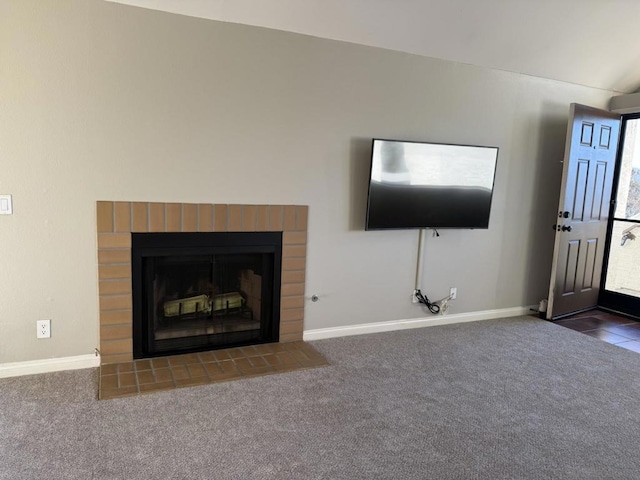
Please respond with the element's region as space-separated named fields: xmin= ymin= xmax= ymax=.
xmin=598 ymin=112 xmax=640 ymax=318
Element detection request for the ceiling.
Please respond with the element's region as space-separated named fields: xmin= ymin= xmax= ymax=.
xmin=108 ymin=0 xmax=640 ymax=94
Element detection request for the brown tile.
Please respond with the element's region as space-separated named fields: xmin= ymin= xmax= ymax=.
xmin=214 ymin=204 xmax=228 ymax=231
xmin=268 ymin=205 xmax=283 ymax=231
xmin=283 ymin=245 xmax=306 ymax=259
xmin=249 ymin=356 xmax=267 ymax=368
xmin=166 ymin=203 xmax=182 ymax=232
xmin=617 ymin=340 xmax=640 ymax=353
xmin=97 ymin=233 xmax=131 ymax=249
xmin=198 ymin=351 xmax=216 ymax=363
xmin=556 ymin=316 xmax=626 ymax=332
xmin=149 ymin=203 xmax=165 ymax=232
xmin=295 ymin=206 xmax=308 ymax=231
xmin=280 ymin=320 xmax=303 ymax=334
xmin=100 ymin=374 xmax=118 ymax=389
xmin=100 ymin=325 xmax=131 ymax=341
xmin=101 ymin=339 xmax=132 ymax=356
xmin=117 ymin=362 xmax=134 ymax=373
xmin=131 ymin=202 xmax=149 ymax=232
xmin=139 ymin=381 xmax=175 ymax=393
xmin=153 ymin=368 xmax=173 ymax=383
xmin=101 ymin=353 xmax=133 ymax=364
xmin=582 ymin=329 xmax=631 ymax=344
xmin=100 ymin=386 xmax=138 ymax=400
xmin=283 ymin=231 xmax=307 ymax=245
xmin=228 ymin=205 xmax=242 ymax=231
xmin=204 ymin=362 xmax=222 ymax=376
xmin=242 ymin=205 xmax=257 ymax=231
xmin=181 ymin=353 xmax=201 ymax=364
xmin=134 ymin=360 xmax=152 ymax=371
xmin=282 ymin=258 xmax=306 ymax=271
xmin=100 ymin=310 xmax=132 ymax=326
xmin=282 ymin=271 xmax=305 ymax=284
xmin=253 ymin=344 xmax=276 ymax=355
xmin=602 ymin=323 xmax=640 ymax=339
xmin=234 ymin=358 xmax=253 ymax=371
xmin=198 ymin=204 xmax=213 ymax=232
xmin=98 ymin=264 xmax=131 ymax=280
xmin=99 ymin=295 xmax=132 ymax=311
xmin=239 ymin=346 xmax=260 ymax=357
xmin=273 ymin=351 xmax=298 ymax=367
xmin=280 ymin=308 xmax=304 ymax=323
xmin=175 ymin=377 xmax=209 ymax=388
xmin=218 ymin=360 xmax=239 ymax=374
xmin=136 ymin=370 xmax=155 ymax=385
xmin=118 ymin=372 xmax=137 ymax=388
xmin=171 ymin=365 xmax=190 ymax=380
xmin=281 ymin=283 xmax=305 ymax=297
xmin=114 ymin=202 xmax=131 ymax=232
xmin=187 ymin=364 xmax=207 ymax=378
xmin=98 ymin=249 xmax=130 ymax=264
xmin=97 ymin=201 xmax=114 ymax=233
xmin=213 ymin=350 xmax=232 ymax=361
xmin=256 ymin=205 xmax=269 ymax=230
xmin=100 ymin=364 xmax=118 ymax=375
xmin=280 ymin=332 xmax=303 ymax=342
xmin=283 ymin=205 xmax=296 ymax=231
xmin=168 ymin=356 xmax=188 ymax=367
xmin=281 ymin=296 xmax=304 ymax=309
xmin=227 ymin=348 xmax=246 ymax=359
xmin=151 ymin=358 xmax=170 ymax=369
xmin=264 ymin=354 xmax=280 ymax=367
xmin=99 ymin=280 xmax=131 ymax=296
xmin=182 ymin=204 xmax=197 ymax=232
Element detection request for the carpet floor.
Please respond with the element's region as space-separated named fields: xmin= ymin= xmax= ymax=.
xmin=2 ymin=315 xmax=640 ymax=479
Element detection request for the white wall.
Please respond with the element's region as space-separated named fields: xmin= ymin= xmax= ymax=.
xmin=0 ymin=0 xmax=614 ymax=363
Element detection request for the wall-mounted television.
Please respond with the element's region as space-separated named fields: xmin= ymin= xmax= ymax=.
xmin=365 ymin=139 xmax=499 ymax=230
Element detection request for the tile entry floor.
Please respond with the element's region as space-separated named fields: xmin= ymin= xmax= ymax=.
xmin=554 ymin=309 xmax=640 ymax=353
xmin=100 ymin=341 xmax=328 ymax=400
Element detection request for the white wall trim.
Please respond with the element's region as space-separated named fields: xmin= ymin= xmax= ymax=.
xmin=303 ymin=306 xmax=536 ymax=341
xmin=0 ymin=354 xmax=100 ymax=379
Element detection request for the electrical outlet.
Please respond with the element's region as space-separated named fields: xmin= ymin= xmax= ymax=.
xmin=412 ymin=290 xmax=419 ymax=303
xmin=37 ymin=319 xmax=51 ymax=339
xmin=449 ymin=287 xmax=457 ymax=300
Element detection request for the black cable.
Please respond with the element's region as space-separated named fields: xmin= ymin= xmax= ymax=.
xmin=414 ymin=289 xmax=440 ymax=314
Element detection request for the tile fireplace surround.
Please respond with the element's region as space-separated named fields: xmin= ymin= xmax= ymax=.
xmin=96 ymin=202 xmax=308 ymax=366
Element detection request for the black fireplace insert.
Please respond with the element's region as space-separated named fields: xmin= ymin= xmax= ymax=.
xmin=131 ymin=232 xmax=282 ymax=359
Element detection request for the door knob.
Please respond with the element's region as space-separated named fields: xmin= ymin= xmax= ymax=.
xmin=562 ymin=225 xmax=572 ymax=232
xmin=563 ymin=211 xmax=571 ymax=218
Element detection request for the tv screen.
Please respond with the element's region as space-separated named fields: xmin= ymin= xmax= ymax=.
xmin=365 ymin=139 xmax=498 ymax=230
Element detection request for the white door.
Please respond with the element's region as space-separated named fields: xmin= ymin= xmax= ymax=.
xmin=547 ymin=104 xmax=621 ymax=319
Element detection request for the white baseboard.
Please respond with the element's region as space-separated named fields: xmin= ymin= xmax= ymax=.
xmin=303 ymin=305 xmax=536 ymax=341
xmin=0 ymin=354 xmax=101 ymax=379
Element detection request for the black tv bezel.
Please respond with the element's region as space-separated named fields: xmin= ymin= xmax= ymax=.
xmin=364 ymin=138 xmax=499 ymax=231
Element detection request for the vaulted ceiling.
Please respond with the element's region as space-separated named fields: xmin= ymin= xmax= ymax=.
xmin=108 ymin=0 xmax=640 ymax=94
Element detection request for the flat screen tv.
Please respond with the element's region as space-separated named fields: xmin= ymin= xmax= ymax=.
xmin=365 ymin=139 xmax=498 ymax=230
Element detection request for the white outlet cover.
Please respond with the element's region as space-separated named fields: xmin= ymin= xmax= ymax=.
xmin=0 ymin=195 xmax=12 ymax=215
xmin=37 ymin=319 xmax=51 ymax=339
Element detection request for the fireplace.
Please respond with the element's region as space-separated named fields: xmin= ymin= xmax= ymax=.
xmin=96 ymin=202 xmax=307 ymax=365
xmin=132 ymin=232 xmax=282 ymax=358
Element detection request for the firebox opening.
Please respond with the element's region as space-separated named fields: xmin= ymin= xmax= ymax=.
xmin=132 ymin=232 xmax=282 ymax=359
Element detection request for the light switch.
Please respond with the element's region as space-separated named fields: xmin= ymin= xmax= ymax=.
xmin=0 ymin=195 xmax=13 ymax=215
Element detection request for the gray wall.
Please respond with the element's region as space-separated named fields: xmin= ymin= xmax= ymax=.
xmin=0 ymin=0 xmax=614 ymax=363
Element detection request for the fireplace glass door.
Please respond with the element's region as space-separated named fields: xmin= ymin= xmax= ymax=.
xmin=132 ymin=233 xmax=281 ymax=359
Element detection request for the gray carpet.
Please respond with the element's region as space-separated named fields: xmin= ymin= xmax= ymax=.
xmin=2 ymin=316 xmax=640 ymax=479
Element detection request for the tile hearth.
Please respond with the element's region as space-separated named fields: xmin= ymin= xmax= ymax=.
xmin=100 ymin=341 xmax=328 ymax=400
